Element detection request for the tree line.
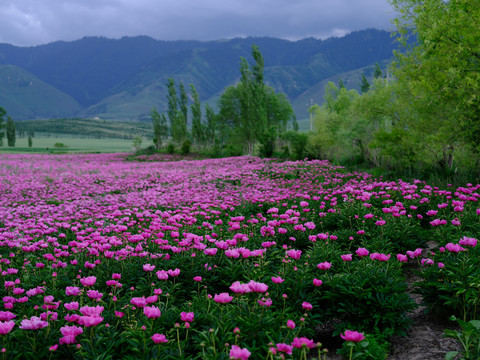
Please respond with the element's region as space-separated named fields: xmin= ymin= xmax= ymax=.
xmin=0 ymin=107 xmax=17 ymax=147
xmin=304 ymin=0 xmax=479 ymax=180
xmin=151 ymin=45 xmax=299 ymax=157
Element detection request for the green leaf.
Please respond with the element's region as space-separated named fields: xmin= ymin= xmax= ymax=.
xmin=445 ymin=351 xmax=459 ymax=360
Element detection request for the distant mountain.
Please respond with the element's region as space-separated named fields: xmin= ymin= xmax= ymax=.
xmin=0 ymin=65 xmax=82 ymax=119
xmin=0 ymin=29 xmax=400 ymax=121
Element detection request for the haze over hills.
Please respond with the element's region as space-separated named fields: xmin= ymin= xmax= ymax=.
xmin=0 ymin=29 xmax=399 ymax=121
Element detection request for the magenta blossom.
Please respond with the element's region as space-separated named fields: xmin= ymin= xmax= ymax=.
xmin=180 ymin=312 xmax=194 ymax=322
xmin=286 ymin=319 xmax=295 ymax=329
xmin=144 ymin=306 xmax=161 ymax=319
xmin=229 ymin=344 xmax=251 ymax=359
xmin=78 ymin=315 xmax=103 ymax=327
xmin=230 ymin=281 xmax=251 ymax=294
xmin=65 ymin=286 xmax=81 ymax=296
xmin=19 ymin=316 xmax=49 ymax=330
xmin=340 ymin=330 xmax=365 ymax=342
xmin=271 ymin=276 xmax=284 ymax=284
xmin=213 ymin=293 xmax=233 ymax=304
xmin=0 ymin=321 xmax=15 ymax=335
xmin=79 ymin=276 xmax=97 ymax=287
xmin=292 ymin=337 xmax=315 ymax=349
xmin=355 ymin=248 xmax=369 ymax=257
xmin=301 ymin=301 xmax=313 ymax=310
xmin=143 ymin=264 xmax=155 ymax=272
xmin=317 ymin=261 xmax=331 ymax=270
xmin=313 ymin=278 xmax=323 ymax=287
xmin=151 ymin=333 xmax=168 ymax=344
xmin=247 ymin=280 xmax=268 ymax=293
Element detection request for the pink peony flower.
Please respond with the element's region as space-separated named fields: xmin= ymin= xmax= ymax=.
xmin=313 ymin=278 xmax=323 ymax=287
xmin=78 ymin=315 xmax=103 ymax=327
xmin=356 ymin=247 xmax=369 ymax=257
xmin=213 ymin=293 xmax=233 ymax=304
xmin=65 ymin=286 xmax=81 ymax=296
xmin=180 ymin=312 xmax=194 ymax=322
xmin=302 ymin=302 xmax=313 ymax=310
xmin=0 ymin=311 xmax=16 ymax=321
xmin=0 ymin=321 xmax=15 ymax=335
xmin=317 ymin=261 xmax=331 ymax=270
xmin=19 ymin=316 xmax=49 ymax=330
xmin=143 ymin=264 xmax=155 ymax=272
xmin=247 ymin=280 xmax=268 ymax=293
xmin=87 ymin=290 xmax=103 ymax=300
xmin=286 ymin=319 xmax=295 ymax=329
xmin=193 ymin=276 xmax=202 ymax=282
xmin=79 ymin=276 xmax=96 ymax=287
xmin=151 ymin=333 xmax=168 ymax=344
xmin=229 ymin=345 xmax=251 ymax=359
xmin=292 ymin=337 xmax=315 ymax=349
xmin=64 ymin=302 xmax=79 ymax=311
xmin=167 ymin=268 xmax=181 ymax=277
xmin=230 ymin=281 xmax=251 ymax=294
xmin=143 ymin=306 xmax=161 ymax=319
xmin=276 ymin=343 xmax=293 ymax=355
xmin=340 ymin=330 xmax=365 ymax=342
xmin=271 ymin=276 xmax=284 ymax=284
xmin=156 ymin=270 xmax=169 ymax=280
xmin=341 ymin=254 xmax=353 ymax=262
xmin=79 ymin=305 xmax=104 ymax=317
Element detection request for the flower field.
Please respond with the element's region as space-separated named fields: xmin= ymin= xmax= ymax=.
xmin=0 ymin=153 xmax=479 ymax=359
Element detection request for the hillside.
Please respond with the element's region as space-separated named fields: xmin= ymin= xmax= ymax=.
xmin=0 ymin=65 xmax=82 ymax=119
xmin=0 ymin=29 xmax=399 ymax=121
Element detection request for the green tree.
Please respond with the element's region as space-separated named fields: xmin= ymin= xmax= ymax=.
xmin=361 ymin=74 xmax=370 ymax=94
xmin=390 ymin=0 xmax=480 ymax=155
xmin=166 ymin=78 xmax=180 ymax=142
xmin=190 ymin=84 xmax=204 ymax=146
xmin=151 ymin=107 xmax=168 ymax=150
xmin=0 ymin=107 xmax=6 ymax=146
xmin=28 ymin=136 xmax=32 ymax=148
xmin=374 ymin=63 xmax=383 ymax=79
xmin=205 ymin=104 xmax=217 ymax=146
xmin=178 ymin=81 xmax=188 ymax=142
xmin=6 ymin=116 xmax=15 ymax=147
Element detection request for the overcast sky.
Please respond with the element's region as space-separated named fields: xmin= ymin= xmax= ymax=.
xmin=0 ymin=0 xmax=397 ymax=47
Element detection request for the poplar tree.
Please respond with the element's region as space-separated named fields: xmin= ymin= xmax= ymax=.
xmin=190 ymin=84 xmax=204 ymax=146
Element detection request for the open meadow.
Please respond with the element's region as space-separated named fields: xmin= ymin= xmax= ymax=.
xmin=0 ymin=153 xmax=478 ymax=359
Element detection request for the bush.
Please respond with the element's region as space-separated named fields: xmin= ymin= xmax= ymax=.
xmin=53 ymin=142 xmax=68 ymax=148
xmin=166 ymin=143 xmax=175 ymax=154
xmin=337 ymin=333 xmax=389 ymax=360
xmin=181 ymin=139 xmax=191 ymax=155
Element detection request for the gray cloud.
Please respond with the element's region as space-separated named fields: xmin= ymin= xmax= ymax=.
xmin=0 ymin=0 xmax=397 ymax=46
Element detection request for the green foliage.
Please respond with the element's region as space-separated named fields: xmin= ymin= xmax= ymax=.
xmin=337 ymin=333 xmax=389 ymax=360
xmin=416 ymin=242 xmax=480 ymax=321
xmin=132 ymin=137 xmax=142 ymax=152
xmin=322 ymin=261 xmax=416 ymax=336
xmin=190 ymin=84 xmax=204 ymax=147
xmin=0 ymin=106 xmax=6 ymax=146
xmin=28 ymin=135 xmax=32 ymax=148
xmin=181 ymin=139 xmax=191 ymax=155
xmin=444 ymin=316 xmax=480 ymax=360
xmin=53 ymin=142 xmax=68 ymax=148
xmin=151 ymin=107 xmax=168 ymax=150
xmin=166 ymin=143 xmax=175 ymax=154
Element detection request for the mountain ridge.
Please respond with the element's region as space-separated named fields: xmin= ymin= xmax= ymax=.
xmin=0 ymin=29 xmax=399 ymax=121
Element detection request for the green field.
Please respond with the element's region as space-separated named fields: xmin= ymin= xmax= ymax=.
xmin=0 ymin=135 xmax=153 ymax=153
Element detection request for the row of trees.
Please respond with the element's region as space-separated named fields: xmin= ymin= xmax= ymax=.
xmin=152 ymin=45 xmax=297 ymax=156
xmin=0 ymin=107 xmax=16 ymax=147
xmin=306 ymin=0 xmax=479 ymax=178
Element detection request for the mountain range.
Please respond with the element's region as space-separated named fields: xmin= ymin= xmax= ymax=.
xmin=0 ymin=29 xmax=399 ymax=122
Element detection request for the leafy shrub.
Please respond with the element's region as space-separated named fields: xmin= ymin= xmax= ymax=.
xmin=181 ymin=139 xmax=191 ymax=155
xmin=337 ymin=333 xmax=389 ymax=360
xmin=166 ymin=143 xmax=175 ymax=154
xmin=444 ymin=316 xmax=480 ymax=360
xmin=321 ymin=260 xmax=416 ymax=336
xmin=53 ymin=142 xmax=68 ymax=148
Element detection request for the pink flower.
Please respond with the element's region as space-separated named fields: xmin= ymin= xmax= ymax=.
xmin=230 ymin=281 xmax=251 ymax=294
xmin=59 ymin=335 xmax=77 ymax=345
xmin=302 ymin=301 xmax=313 ymax=310
xmin=258 ymin=298 xmax=272 ymax=307
xmin=64 ymin=302 xmax=79 ymax=311
xmin=317 ymin=261 xmax=331 ymax=270
xmin=19 ymin=316 xmax=49 ymax=330
xmin=276 ymin=343 xmax=293 ymax=355
xmin=229 ymin=344 xmax=251 ymax=359
xmin=396 ymin=254 xmax=408 ymax=262
xmin=364 ymin=213 xmax=374 ymax=219
xmin=286 ymin=249 xmax=302 ymax=260
xmin=49 ymin=345 xmax=58 ymax=351
xmin=370 ymin=253 xmax=390 ymax=261
xmin=180 ymin=312 xmax=194 ymax=322
xmin=286 ymin=319 xmax=295 ymax=329
xmin=213 ymin=293 xmax=233 ymax=304
xmin=341 ymin=254 xmax=352 ymax=262
xmin=144 ymin=306 xmax=161 ymax=319
xmin=271 ymin=276 xmax=284 ymax=284
xmin=60 ymin=325 xmax=83 ymax=337
xmin=204 ymin=248 xmax=218 ymax=256
xmin=0 ymin=321 xmax=15 ymax=335
xmin=193 ymin=276 xmax=202 ymax=282
xmin=143 ymin=264 xmax=155 ymax=272
xmin=406 ymin=248 xmax=422 ymax=258
xmin=356 ymin=247 xmax=369 ymax=257
xmin=87 ymin=290 xmax=103 ymax=300
xmin=292 ymin=337 xmax=315 ymax=349
xmin=340 ymin=330 xmax=365 ymax=342
xmin=0 ymin=311 xmax=16 ymax=321
xmin=167 ymin=268 xmax=181 ymax=277
xmin=78 ymin=315 xmax=103 ymax=327
xmin=65 ymin=286 xmax=81 ymax=296
xmin=445 ymin=243 xmax=466 ymax=253
xmin=79 ymin=305 xmax=104 ymax=316
xmin=130 ymin=297 xmax=147 ymax=308
xmin=313 ymin=278 xmax=323 ymax=287
xmin=151 ymin=333 xmax=168 ymax=344
xmin=459 ymin=237 xmax=477 ymax=247
xmin=156 ymin=270 xmax=169 ymax=280
xmin=247 ymin=280 xmax=268 ymax=293
xmin=79 ymin=276 xmax=96 ymax=287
